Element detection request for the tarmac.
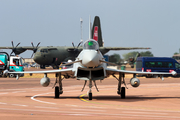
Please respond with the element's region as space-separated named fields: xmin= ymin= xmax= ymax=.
xmin=0 ymin=69 xmax=180 ymax=120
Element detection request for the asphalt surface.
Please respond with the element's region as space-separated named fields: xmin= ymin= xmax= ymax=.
xmin=0 ymin=74 xmax=180 ymax=120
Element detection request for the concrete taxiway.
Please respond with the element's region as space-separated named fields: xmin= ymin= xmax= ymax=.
xmin=0 ymin=75 xmax=180 ymax=120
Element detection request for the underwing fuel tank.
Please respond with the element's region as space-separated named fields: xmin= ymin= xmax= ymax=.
xmin=40 ymin=77 xmax=50 ymax=87
xmin=81 ymin=50 xmax=100 ymax=68
xmin=130 ymin=78 xmax=140 ymax=87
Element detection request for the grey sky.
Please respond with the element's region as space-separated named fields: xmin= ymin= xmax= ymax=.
xmin=0 ymin=0 xmax=180 ymax=58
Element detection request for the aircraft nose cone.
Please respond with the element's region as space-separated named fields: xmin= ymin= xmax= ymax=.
xmin=82 ymin=50 xmax=99 ymax=67
xmin=33 ymin=55 xmax=41 ymax=64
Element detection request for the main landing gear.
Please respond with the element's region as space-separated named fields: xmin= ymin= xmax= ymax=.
xmin=53 ymin=73 xmax=64 ymax=98
xmin=113 ymin=73 xmax=127 ymax=99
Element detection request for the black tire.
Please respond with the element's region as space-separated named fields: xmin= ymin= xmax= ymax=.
xmin=52 ymin=65 xmax=59 ymax=69
xmin=146 ymin=75 xmax=152 ymax=78
xmin=88 ymin=93 xmax=92 ymax=100
xmin=153 ymin=75 xmax=158 ymax=78
xmin=121 ymin=87 xmax=125 ymax=99
xmin=40 ymin=65 xmax=45 ymax=69
xmin=9 ymin=73 xmax=15 ymax=78
xmin=3 ymin=75 xmax=7 ymax=78
xmin=55 ymin=86 xmax=59 ymax=98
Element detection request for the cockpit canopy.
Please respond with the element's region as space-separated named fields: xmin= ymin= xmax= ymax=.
xmin=83 ymin=39 xmax=99 ymax=50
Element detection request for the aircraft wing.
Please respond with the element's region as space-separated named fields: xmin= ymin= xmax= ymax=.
xmin=0 ymin=46 xmax=35 ymax=55
xmin=0 ymin=46 xmax=34 ymax=50
xmin=105 ymin=68 xmax=176 ymax=76
xmin=102 ymin=47 xmax=150 ymax=50
xmin=7 ymin=68 xmax=74 ymax=77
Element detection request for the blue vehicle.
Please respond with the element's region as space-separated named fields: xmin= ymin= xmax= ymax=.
xmin=136 ymin=57 xmax=180 ymax=77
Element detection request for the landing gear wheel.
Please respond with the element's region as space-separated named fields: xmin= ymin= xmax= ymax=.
xmin=121 ymin=87 xmax=125 ymax=99
xmin=88 ymin=93 xmax=92 ymax=100
xmin=55 ymin=86 xmax=59 ymax=98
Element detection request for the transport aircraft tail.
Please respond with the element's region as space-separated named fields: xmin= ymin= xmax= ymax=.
xmin=91 ymin=16 xmax=103 ymax=47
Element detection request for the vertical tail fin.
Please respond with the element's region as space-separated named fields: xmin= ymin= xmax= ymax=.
xmin=91 ymin=16 xmax=103 ymax=47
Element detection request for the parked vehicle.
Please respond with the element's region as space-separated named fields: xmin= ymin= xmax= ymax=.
xmin=0 ymin=52 xmax=24 ymax=78
xmin=22 ymin=63 xmax=29 ymax=68
xmin=136 ymin=57 xmax=180 ymax=77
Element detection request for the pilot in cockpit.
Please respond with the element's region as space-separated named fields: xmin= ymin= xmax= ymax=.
xmin=83 ymin=39 xmax=99 ymax=50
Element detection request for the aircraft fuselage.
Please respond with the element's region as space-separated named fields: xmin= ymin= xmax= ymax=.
xmin=33 ymin=46 xmax=110 ymax=68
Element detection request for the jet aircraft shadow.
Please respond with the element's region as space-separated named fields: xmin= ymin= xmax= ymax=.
xmin=26 ymin=95 xmax=180 ymax=102
xmin=84 ymin=95 xmax=180 ymax=102
xmin=26 ymin=96 xmax=80 ymax=99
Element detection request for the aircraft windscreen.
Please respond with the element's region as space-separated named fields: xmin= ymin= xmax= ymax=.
xmin=83 ymin=40 xmax=99 ymax=50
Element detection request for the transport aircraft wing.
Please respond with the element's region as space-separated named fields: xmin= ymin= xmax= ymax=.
xmin=100 ymin=47 xmax=150 ymax=51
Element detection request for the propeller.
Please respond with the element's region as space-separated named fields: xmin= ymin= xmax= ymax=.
xmin=72 ymin=41 xmax=82 ymax=51
xmin=71 ymin=41 xmax=82 ymax=60
xmin=31 ymin=42 xmax=40 ymax=58
xmin=10 ymin=41 xmax=21 ymax=55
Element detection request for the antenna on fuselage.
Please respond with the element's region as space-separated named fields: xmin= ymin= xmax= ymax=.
xmin=80 ymin=18 xmax=83 ymax=42
xmin=89 ymin=15 xmax=92 ymax=39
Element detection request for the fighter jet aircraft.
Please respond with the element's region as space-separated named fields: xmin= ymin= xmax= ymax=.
xmin=0 ymin=16 xmax=150 ymax=69
xmin=6 ymin=39 xmax=176 ymax=100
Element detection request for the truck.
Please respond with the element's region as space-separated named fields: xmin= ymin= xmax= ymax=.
xmin=136 ymin=57 xmax=180 ymax=78
xmin=0 ymin=52 xmax=24 ymax=78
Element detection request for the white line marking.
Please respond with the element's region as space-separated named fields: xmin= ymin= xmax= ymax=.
xmin=0 ymin=102 xmax=7 ymax=105
xmin=123 ymin=111 xmax=167 ymax=115
xmin=68 ymin=114 xmax=91 ymax=116
xmin=72 ymin=109 xmax=105 ymax=112
xmin=65 ymin=104 xmax=105 ymax=109
xmin=12 ymin=104 xmax=28 ymax=107
xmin=116 ymin=108 xmax=180 ymax=113
xmin=35 ymin=106 xmax=58 ymax=109
xmin=31 ymin=92 xmax=56 ymax=105
xmin=0 ymin=87 xmax=49 ymax=92
xmin=32 ymin=89 xmax=48 ymax=91
xmin=12 ymin=91 xmax=26 ymax=93
xmin=0 ymin=93 xmax=8 ymax=95
xmin=0 ymin=108 xmax=179 ymax=119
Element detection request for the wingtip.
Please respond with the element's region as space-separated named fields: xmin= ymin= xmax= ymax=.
xmin=172 ymin=71 xmax=177 ymax=76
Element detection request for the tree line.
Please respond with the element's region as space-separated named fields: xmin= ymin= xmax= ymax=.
xmin=109 ymin=51 xmax=153 ymax=64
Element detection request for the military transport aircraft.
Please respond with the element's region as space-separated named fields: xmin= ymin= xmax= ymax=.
xmin=0 ymin=16 xmax=150 ymax=69
xmin=6 ymin=39 xmax=176 ymax=100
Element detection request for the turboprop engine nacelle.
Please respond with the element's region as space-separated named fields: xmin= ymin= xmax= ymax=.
xmin=40 ymin=77 xmax=50 ymax=87
xmin=130 ymin=78 xmax=140 ymax=87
